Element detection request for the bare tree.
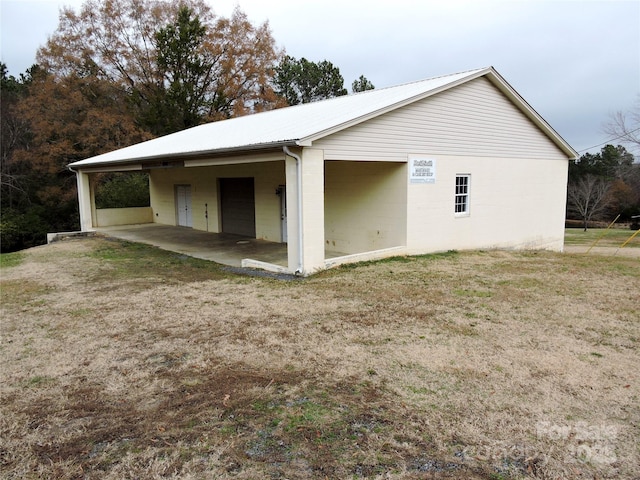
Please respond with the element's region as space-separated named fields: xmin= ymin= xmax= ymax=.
xmin=567 ymin=175 xmax=612 ymax=231
xmin=605 ymin=96 xmax=640 ymax=155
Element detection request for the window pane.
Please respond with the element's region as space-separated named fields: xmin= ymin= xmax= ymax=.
xmin=454 ymin=175 xmax=469 ymax=214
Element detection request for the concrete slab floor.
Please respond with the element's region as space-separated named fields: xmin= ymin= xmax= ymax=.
xmin=96 ymin=224 xmax=290 ymax=268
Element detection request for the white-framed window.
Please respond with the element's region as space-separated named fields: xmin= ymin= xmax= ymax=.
xmin=454 ymin=174 xmax=470 ymax=215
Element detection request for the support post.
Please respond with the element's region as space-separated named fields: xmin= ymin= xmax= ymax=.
xmin=75 ymin=170 xmax=94 ymax=231
xmin=284 ymin=147 xmax=325 ymax=275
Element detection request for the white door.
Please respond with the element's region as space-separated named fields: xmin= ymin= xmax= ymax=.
xmin=280 ymin=185 xmax=287 ymax=243
xmin=176 ymin=185 xmax=192 ymax=227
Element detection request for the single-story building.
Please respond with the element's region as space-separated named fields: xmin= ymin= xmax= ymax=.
xmin=68 ymin=66 xmax=578 ymax=275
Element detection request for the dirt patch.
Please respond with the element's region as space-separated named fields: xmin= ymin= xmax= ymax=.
xmin=1 ymin=237 xmax=638 ymax=479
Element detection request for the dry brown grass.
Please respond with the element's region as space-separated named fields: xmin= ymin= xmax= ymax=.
xmin=1 ymin=238 xmax=638 ymax=479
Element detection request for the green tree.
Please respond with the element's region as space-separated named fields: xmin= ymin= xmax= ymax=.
xmin=151 ymin=6 xmax=209 ymax=134
xmin=352 ymin=75 xmax=375 ymax=93
xmin=600 ymin=144 xmax=634 ymax=177
xmin=567 ymin=144 xmax=639 ymax=226
xmin=272 ymin=55 xmax=347 ymax=105
xmin=569 ymin=145 xmax=634 ymax=180
xmin=94 ymin=173 xmax=150 ymax=209
xmin=38 ymin=0 xmax=282 ymax=134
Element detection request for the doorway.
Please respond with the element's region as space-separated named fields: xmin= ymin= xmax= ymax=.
xmin=175 ymin=185 xmax=192 ymax=227
xmin=219 ymin=178 xmax=256 ymax=237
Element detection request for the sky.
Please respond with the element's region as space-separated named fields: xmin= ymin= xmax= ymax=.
xmin=1 ymin=0 xmax=639 ymax=156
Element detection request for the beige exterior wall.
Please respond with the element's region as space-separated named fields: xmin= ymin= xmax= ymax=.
xmin=325 ymin=161 xmax=407 ymax=254
xmin=284 ymin=155 xmax=300 ymax=270
xmin=405 ymin=154 xmax=568 ymax=253
xmin=284 ymin=148 xmax=325 ymax=274
xmin=299 ymin=148 xmax=325 ymax=272
xmin=149 ymin=160 xmax=285 ymax=242
xmin=95 ymin=207 xmax=153 ymax=227
xmin=314 ymin=75 xmax=570 ymax=255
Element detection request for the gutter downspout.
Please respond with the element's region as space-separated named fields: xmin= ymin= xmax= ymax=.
xmin=283 ymin=146 xmax=303 ymax=275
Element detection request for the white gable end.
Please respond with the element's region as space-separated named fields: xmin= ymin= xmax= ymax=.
xmin=315 ymin=76 xmax=568 ymax=161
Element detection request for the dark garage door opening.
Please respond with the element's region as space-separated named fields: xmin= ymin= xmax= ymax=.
xmin=220 ymin=177 xmax=256 ymax=237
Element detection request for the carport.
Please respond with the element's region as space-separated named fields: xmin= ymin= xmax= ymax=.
xmin=96 ymin=224 xmax=373 ymax=270
xmin=96 ymin=224 xmax=290 ymax=269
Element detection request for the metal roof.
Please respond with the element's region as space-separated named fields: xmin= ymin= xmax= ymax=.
xmin=68 ymin=66 xmax=577 ymax=169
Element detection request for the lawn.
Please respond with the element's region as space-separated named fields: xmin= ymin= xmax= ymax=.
xmin=1 ymin=237 xmax=638 ymax=479
xmin=564 ymin=227 xmax=639 ymax=249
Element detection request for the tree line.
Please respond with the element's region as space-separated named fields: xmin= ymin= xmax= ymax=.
xmin=2 ymin=0 xmax=638 ymax=252
xmin=566 ymin=143 xmax=640 ymax=230
xmin=0 ymin=0 xmax=374 ymax=252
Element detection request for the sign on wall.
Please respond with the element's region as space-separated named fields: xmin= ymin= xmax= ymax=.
xmin=409 ymin=157 xmax=437 ymax=184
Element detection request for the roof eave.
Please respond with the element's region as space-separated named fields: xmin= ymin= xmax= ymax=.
xmin=483 ymin=68 xmax=579 ymax=159
xmin=68 ymin=140 xmax=301 ymax=171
